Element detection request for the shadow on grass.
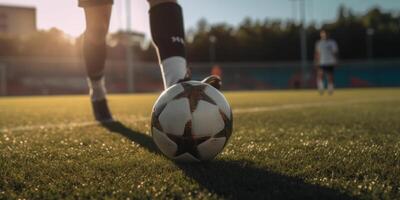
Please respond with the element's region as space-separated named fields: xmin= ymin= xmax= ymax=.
xmin=102 ymin=121 xmax=355 ymax=200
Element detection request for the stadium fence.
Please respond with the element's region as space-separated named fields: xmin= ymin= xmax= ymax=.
xmin=0 ymin=57 xmax=399 ymax=96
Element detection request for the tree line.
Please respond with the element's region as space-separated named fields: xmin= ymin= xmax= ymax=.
xmin=186 ymin=5 xmax=400 ymax=62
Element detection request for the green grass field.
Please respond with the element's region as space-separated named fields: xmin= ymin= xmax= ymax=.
xmin=1 ymin=88 xmax=400 ymax=199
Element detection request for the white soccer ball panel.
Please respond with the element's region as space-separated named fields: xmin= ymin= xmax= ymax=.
xmin=204 ymin=86 xmax=231 ymax=119
xmin=152 ymin=128 xmax=177 ymax=158
xmin=153 ymin=84 xmax=184 ymax=111
xmin=197 ymin=137 xmax=227 ymax=160
xmin=192 ymin=100 xmax=224 ymax=137
xmin=159 ymin=98 xmax=191 ymax=136
xmin=174 ymin=153 xmax=200 ymax=162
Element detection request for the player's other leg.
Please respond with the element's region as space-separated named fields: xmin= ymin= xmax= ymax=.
xmin=148 ymin=0 xmax=221 ymax=90
xmin=326 ymin=66 xmax=335 ymax=95
xmin=80 ymin=1 xmax=114 ymax=122
xmin=316 ymin=67 xmax=325 ymax=95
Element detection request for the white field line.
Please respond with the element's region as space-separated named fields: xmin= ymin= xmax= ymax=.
xmin=233 ymin=97 xmax=399 ymax=114
xmin=0 ymin=97 xmax=398 ymax=133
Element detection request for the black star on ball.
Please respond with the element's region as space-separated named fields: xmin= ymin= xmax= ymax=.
xmin=173 ymin=82 xmax=217 ymax=112
xmin=166 ymin=121 xmax=210 ymax=158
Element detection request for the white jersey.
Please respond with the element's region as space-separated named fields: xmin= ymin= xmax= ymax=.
xmin=315 ymin=39 xmax=338 ymax=66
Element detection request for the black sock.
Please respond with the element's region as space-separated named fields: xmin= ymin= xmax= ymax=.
xmin=149 ymin=2 xmax=186 ymax=61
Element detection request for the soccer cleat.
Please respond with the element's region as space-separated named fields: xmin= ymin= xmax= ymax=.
xmin=91 ymin=99 xmax=114 ymax=123
xmin=201 ymin=75 xmax=222 ymax=90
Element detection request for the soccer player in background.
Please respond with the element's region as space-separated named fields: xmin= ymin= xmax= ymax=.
xmin=79 ymin=0 xmax=221 ymax=122
xmin=314 ymin=30 xmax=339 ymax=95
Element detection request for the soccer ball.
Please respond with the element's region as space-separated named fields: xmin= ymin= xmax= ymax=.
xmin=151 ymin=81 xmax=233 ymax=162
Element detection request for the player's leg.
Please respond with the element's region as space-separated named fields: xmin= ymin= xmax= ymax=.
xmin=148 ymin=0 xmax=189 ymax=89
xmin=317 ymin=67 xmax=325 ymax=95
xmin=148 ymin=0 xmax=221 ymax=89
xmin=327 ymin=67 xmax=335 ymax=95
xmin=80 ymin=1 xmax=114 ymax=122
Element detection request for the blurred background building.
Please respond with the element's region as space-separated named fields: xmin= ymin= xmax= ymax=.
xmin=0 ymin=5 xmax=36 ymax=37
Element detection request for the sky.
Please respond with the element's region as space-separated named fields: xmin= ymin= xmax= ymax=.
xmin=0 ymin=0 xmax=399 ymax=38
